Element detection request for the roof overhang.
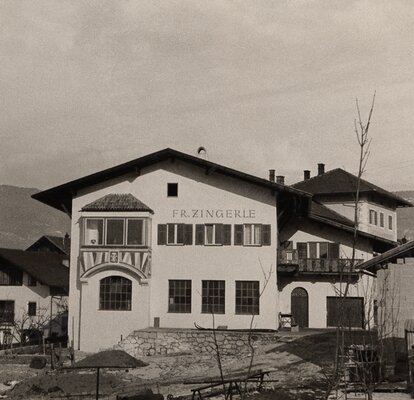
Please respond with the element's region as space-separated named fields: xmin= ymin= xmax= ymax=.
xmin=32 ymin=148 xmax=311 ymax=214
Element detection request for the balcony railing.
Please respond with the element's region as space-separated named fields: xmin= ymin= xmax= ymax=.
xmin=278 ymin=250 xmax=363 ymax=275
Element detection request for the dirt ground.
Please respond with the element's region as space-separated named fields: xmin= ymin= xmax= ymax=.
xmin=0 ymin=331 xmax=410 ymax=400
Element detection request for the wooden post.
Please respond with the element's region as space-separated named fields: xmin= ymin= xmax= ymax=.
xmin=96 ymin=367 xmax=100 ymax=400
xmin=50 ymin=343 xmax=55 ymax=370
xmin=42 ymin=337 xmax=45 ymax=355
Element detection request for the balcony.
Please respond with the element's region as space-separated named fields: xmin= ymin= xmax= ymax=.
xmin=278 ymin=250 xmax=363 ymax=275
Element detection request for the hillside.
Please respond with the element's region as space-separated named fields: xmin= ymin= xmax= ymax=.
xmin=396 ymin=191 xmax=414 ymax=241
xmin=0 ymin=185 xmax=70 ymax=249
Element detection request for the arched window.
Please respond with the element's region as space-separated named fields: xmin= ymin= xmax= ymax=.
xmin=99 ymin=276 xmax=132 ymax=311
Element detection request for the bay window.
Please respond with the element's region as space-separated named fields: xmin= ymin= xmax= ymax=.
xmin=84 ymin=218 xmax=147 ymax=247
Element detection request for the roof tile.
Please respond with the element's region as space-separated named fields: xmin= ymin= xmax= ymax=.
xmin=82 ymin=193 xmax=153 ymax=213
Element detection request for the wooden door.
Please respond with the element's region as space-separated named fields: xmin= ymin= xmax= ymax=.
xmin=327 ymin=297 xmax=364 ymax=328
xmin=291 ymin=287 xmax=309 ymax=328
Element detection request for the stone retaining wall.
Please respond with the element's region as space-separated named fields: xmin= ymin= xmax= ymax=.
xmin=115 ymin=329 xmax=280 ymax=358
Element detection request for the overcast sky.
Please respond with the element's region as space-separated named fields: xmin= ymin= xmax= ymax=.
xmin=1 ymin=0 xmax=413 ymax=191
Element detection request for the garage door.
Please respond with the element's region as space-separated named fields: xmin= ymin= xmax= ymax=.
xmin=327 ymin=296 xmax=364 ymax=328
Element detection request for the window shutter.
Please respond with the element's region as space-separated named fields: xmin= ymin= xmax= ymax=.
xmin=223 ymin=225 xmax=231 ymax=245
xmin=215 ymin=224 xmax=223 ymax=245
xmin=262 ymin=224 xmax=271 ymax=246
xmin=234 ymin=225 xmax=243 ymax=246
xmin=177 ymin=224 xmax=185 ymax=244
xmin=158 ymin=224 xmax=167 ymax=245
xmin=195 ymin=224 xmax=205 ymax=245
xmin=184 ymin=224 xmax=193 ymax=245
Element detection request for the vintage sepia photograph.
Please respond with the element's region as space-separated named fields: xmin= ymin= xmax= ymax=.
xmin=1 ymin=1 xmax=414 ymax=399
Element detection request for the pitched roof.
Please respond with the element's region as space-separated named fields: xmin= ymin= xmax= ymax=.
xmin=309 ymin=201 xmax=355 ymax=228
xmin=26 ymin=235 xmax=70 ymax=255
xmin=357 ymin=240 xmax=414 ymax=271
xmin=32 ymin=148 xmax=311 ymax=214
xmin=0 ymin=248 xmax=69 ymax=290
xmin=293 ymin=168 xmax=412 ymax=207
xmin=81 ymin=193 xmax=153 ymax=213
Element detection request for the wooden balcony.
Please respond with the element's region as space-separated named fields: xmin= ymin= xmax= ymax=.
xmin=278 ymin=250 xmax=363 ymax=275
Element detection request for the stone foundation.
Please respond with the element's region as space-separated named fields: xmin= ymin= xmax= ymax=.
xmin=115 ymin=328 xmax=280 ymax=358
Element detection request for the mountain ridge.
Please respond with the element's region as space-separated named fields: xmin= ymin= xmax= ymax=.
xmin=0 ymin=185 xmax=70 ymax=249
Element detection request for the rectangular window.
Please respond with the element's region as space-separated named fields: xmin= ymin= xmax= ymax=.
xmin=369 ymin=209 xmax=378 ymax=225
xmin=0 ymin=301 xmax=14 ymax=323
xmin=0 ymin=267 xmax=23 ymax=286
xmin=167 ymin=224 xmax=185 ymax=245
xmin=202 ymin=280 xmax=225 ymax=314
xmin=85 ymin=218 xmax=104 ymax=245
xmin=28 ymin=302 xmax=36 ymax=317
xmin=158 ymin=224 xmax=192 ymax=245
xmin=204 ymin=224 xmax=224 ymax=245
xmin=167 ymin=183 xmax=178 ymax=197
xmin=168 ymin=280 xmax=191 ymax=313
xmin=244 ymin=224 xmax=262 ymax=246
xmin=28 ymin=275 xmax=37 ymax=287
xmin=380 ymin=213 xmax=384 ymax=228
xmin=388 ymin=215 xmax=393 ymax=230
xmin=127 ymin=219 xmax=144 ymax=246
xmin=235 ymin=281 xmax=259 ymax=315
xmin=106 ymin=219 xmax=125 ymax=245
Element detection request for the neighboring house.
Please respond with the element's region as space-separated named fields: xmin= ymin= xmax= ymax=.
xmin=276 ymin=166 xmax=412 ymax=330
xmin=0 ymin=248 xmax=69 ymax=344
xmin=26 ymin=233 xmax=71 ymax=256
xmin=357 ymin=240 xmax=414 ymax=339
xmin=32 ymin=148 xmax=411 ymax=352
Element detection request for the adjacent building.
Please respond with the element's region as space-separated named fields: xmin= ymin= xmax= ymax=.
xmin=0 ymin=248 xmax=69 ymax=344
xmin=32 ymin=148 xmax=411 ymax=352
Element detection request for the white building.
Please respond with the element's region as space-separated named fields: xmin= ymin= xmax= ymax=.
xmin=33 ymin=149 xmax=411 ymax=352
xmin=0 ymin=248 xmax=69 ymax=344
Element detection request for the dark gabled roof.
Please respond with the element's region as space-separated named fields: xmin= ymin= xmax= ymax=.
xmin=0 ymin=248 xmax=69 ymax=290
xmin=293 ymin=168 xmax=412 ymax=207
xmin=81 ymin=193 xmax=153 ymax=213
xmin=309 ymin=201 xmax=355 ymax=228
xmin=32 ymin=148 xmax=311 ymax=214
xmin=357 ymin=240 xmax=414 ymax=271
xmin=26 ymin=235 xmax=70 ymax=255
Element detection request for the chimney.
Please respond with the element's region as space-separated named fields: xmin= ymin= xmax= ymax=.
xmin=269 ymin=169 xmax=275 ymax=182
xmin=317 ymin=163 xmax=325 ymax=176
xmin=304 ymin=170 xmax=311 ymax=180
xmin=276 ymin=175 xmax=285 ymax=185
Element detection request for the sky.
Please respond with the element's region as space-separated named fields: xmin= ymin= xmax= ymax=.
xmin=1 ymin=0 xmax=414 ymax=191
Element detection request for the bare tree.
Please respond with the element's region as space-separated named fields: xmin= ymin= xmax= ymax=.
xmin=325 ymin=92 xmax=377 ymax=400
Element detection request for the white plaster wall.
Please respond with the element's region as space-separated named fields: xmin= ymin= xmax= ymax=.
xmin=279 ymin=273 xmax=375 ymax=329
xmin=0 ymin=272 xmax=64 ymax=339
xmin=323 ymin=201 xmax=397 ymax=242
xmin=376 ymin=262 xmax=414 ymax=338
xmin=279 ymin=224 xmax=375 ymax=329
xmin=79 ymin=269 xmax=150 ymax=352
xmin=287 ymin=224 xmax=372 ymax=261
xmin=69 ymin=159 xmax=278 ymax=351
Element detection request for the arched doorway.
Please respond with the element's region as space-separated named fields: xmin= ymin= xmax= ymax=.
xmin=291 ymin=287 xmax=309 ymax=328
